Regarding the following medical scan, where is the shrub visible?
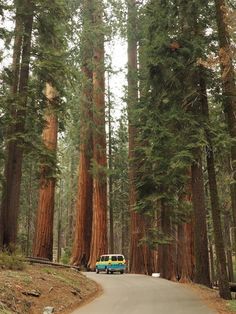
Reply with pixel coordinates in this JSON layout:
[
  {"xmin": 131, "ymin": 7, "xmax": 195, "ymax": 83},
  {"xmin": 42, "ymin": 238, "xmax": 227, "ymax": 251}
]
[
  {"xmin": 60, "ymin": 247, "xmax": 71, "ymax": 265},
  {"xmin": 0, "ymin": 252, "xmax": 25, "ymax": 271}
]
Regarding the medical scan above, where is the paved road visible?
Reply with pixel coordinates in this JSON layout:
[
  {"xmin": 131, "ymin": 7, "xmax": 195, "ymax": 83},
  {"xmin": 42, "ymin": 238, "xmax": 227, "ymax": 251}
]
[{"xmin": 71, "ymin": 272, "xmax": 216, "ymax": 314}]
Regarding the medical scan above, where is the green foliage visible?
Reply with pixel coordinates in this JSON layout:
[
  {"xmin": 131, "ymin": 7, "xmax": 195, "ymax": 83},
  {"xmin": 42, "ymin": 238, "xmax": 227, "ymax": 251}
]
[
  {"xmin": 0, "ymin": 252, "xmax": 25, "ymax": 271},
  {"xmin": 133, "ymin": 0, "xmax": 214, "ymax": 245},
  {"xmin": 41, "ymin": 267, "xmax": 54, "ymax": 274},
  {"xmin": 226, "ymin": 300, "xmax": 236, "ymax": 312},
  {"xmin": 140, "ymin": 227, "xmax": 174, "ymax": 249},
  {"xmin": 60, "ymin": 247, "xmax": 71, "ymax": 264},
  {"xmin": 34, "ymin": 0, "xmax": 70, "ymax": 89},
  {"xmin": 105, "ymin": 0, "xmax": 127, "ymax": 38}
]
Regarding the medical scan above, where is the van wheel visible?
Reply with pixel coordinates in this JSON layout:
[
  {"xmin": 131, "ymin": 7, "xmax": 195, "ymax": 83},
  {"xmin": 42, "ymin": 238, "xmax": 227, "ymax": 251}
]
[
  {"xmin": 120, "ymin": 270, "xmax": 124, "ymax": 274},
  {"xmin": 110, "ymin": 271, "xmax": 114, "ymax": 274},
  {"xmin": 106, "ymin": 268, "xmax": 110, "ymax": 274},
  {"xmin": 96, "ymin": 269, "xmax": 99, "ymax": 274}
]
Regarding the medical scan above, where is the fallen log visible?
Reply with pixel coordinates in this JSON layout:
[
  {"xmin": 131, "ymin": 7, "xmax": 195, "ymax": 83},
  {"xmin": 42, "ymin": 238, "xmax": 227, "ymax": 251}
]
[
  {"xmin": 26, "ymin": 257, "xmax": 80, "ymax": 271},
  {"xmin": 229, "ymin": 282, "xmax": 236, "ymax": 292}
]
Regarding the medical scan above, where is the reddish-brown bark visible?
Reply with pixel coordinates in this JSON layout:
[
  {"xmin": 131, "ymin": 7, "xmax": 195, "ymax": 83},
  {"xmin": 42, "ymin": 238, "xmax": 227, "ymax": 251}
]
[
  {"xmin": 159, "ymin": 202, "xmax": 176, "ymax": 281},
  {"xmin": 88, "ymin": 1, "xmax": 108, "ymax": 269},
  {"xmin": 33, "ymin": 83, "xmax": 58, "ymax": 261},
  {"xmin": 129, "ymin": 211, "xmax": 146, "ymax": 274},
  {"xmin": 177, "ymin": 181, "xmax": 194, "ymax": 283},
  {"xmin": 70, "ymin": 138, "xmax": 93, "ymax": 266},
  {"xmin": 177, "ymin": 222, "xmax": 194, "ymax": 282},
  {"xmin": 143, "ymin": 220, "xmax": 158, "ymax": 275},
  {"xmin": 70, "ymin": 0, "xmax": 93, "ymax": 267}
]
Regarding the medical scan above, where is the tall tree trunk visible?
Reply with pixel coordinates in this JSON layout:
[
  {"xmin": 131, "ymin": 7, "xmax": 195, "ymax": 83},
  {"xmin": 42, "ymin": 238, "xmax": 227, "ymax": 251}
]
[
  {"xmin": 143, "ymin": 216, "xmax": 158, "ymax": 275},
  {"xmin": 26, "ymin": 163, "xmax": 33, "ymax": 256},
  {"xmin": 191, "ymin": 150, "xmax": 211, "ymax": 287},
  {"xmin": 0, "ymin": 0, "xmax": 33, "ymax": 249},
  {"xmin": 127, "ymin": 0, "xmax": 146, "ymax": 275},
  {"xmin": 33, "ymin": 82, "xmax": 58, "ymax": 261},
  {"xmin": 70, "ymin": 0, "xmax": 93, "ymax": 267},
  {"xmin": 176, "ymin": 0, "xmax": 211, "ymax": 287},
  {"xmin": 88, "ymin": 0, "xmax": 108, "ymax": 270},
  {"xmin": 177, "ymin": 179, "xmax": 194, "ymax": 282},
  {"xmin": 108, "ymin": 72, "xmax": 114, "ymax": 254},
  {"xmin": 178, "ymin": 222, "xmax": 194, "ymax": 282},
  {"xmin": 121, "ymin": 197, "xmax": 129, "ymax": 259},
  {"xmin": 209, "ymin": 242, "xmax": 216, "ymax": 285},
  {"xmin": 159, "ymin": 201, "xmax": 176, "ymax": 281},
  {"xmin": 66, "ymin": 160, "xmax": 74, "ymax": 248},
  {"xmin": 214, "ymin": 0, "xmax": 236, "ymax": 256},
  {"xmin": 199, "ymin": 69, "xmax": 231, "ymax": 299},
  {"xmin": 57, "ymin": 179, "xmax": 62, "ymax": 263},
  {"xmin": 224, "ymin": 210, "xmax": 234, "ymax": 282}
]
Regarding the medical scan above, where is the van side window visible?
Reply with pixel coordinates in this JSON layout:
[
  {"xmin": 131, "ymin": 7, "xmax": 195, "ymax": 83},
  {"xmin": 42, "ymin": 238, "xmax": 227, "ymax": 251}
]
[
  {"xmin": 118, "ymin": 256, "xmax": 124, "ymax": 261},
  {"xmin": 104, "ymin": 256, "xmax": 109, "ymax": 261},
  {"xmin": 101, "ymin": 256, "xmax": 105, "ymax": 261},
  {"xmin": 111, "ymin": 256, "xmax": 117, "ymax": 261}
]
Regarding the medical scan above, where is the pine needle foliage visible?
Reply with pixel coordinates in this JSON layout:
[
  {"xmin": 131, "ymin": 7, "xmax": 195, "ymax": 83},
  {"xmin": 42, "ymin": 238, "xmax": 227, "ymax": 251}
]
[{"xmin": 134, "ymin": 0, "xmax": 212, "ymax": 239}]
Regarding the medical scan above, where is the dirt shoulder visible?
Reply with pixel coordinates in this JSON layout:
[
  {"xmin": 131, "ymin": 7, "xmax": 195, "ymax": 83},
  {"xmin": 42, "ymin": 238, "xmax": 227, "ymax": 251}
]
[
  {"xmin": 186, "ymin": 283, "xmax": 236, "ymax": 314},
  {"xmin": 0, "ymin": 264, "xmax": 100, "ymax": 314}
]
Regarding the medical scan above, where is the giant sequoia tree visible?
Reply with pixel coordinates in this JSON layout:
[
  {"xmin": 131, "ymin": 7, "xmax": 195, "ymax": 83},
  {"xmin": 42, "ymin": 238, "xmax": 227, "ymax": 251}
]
[
  {"xmin": 181, "ymin": 0, "xmax": 230, "ymax": 296},
  {"xmin": 135, "ymin": 0, "xmax": 211, "ymax": 283},
  {"xmin": 70, "ymin": 0, "xmax": 94, "ymax": 267},
  {"xmin": 0, "ymin": 0, "xmax": 34, "ymax": 249},
  {"xmin": 88, "ymin": 0, "xmax": 108, "ymax": 270},
  {"xmin": 127, "ymin": 0, "xmax": 157, "ymax": 275},
  {"xmin": 127, "ymin": 0, "xmax": 146, "ymax": 274},
  {"xmin": 33, "ymin": 82, "xmax": 58, "ymax": 260},
  {"xmin": 178, "ymin": 0, "xmax": 211, "ymax": 287},
  {"xmin": 199, "ymin": 68, "xmax": 231, "ymax": 299},
  {"xmin": 214, "ymin": 0, "xmax": 236, "ymax": 255},
  {"xmin": 33, "ymin": 0, "xmax": 68, "ymax": 260}
]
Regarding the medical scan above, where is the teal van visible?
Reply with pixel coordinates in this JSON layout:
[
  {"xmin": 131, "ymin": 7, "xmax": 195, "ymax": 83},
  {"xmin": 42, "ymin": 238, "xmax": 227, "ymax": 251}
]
[{"xmin": 95, "ymin": 254, "xmax": 126, "ymax": 274}]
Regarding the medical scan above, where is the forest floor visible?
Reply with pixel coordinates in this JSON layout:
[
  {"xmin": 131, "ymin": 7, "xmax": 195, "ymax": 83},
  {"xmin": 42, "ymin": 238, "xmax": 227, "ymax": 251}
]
[
  {"xmin": 0, "ymin": 263, "xmax": 236, "ymax": 314},
  {"xmin": 188, "ymin": 283, "xmax": 236, "ymax": 314},
  {"xmin": 0, "ymin": 263, "xmax": 100, "ymax": 314}
]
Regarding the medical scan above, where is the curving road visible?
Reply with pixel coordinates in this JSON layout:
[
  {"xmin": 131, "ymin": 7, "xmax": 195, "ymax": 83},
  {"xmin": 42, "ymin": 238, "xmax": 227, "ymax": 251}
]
[{"xmin": 71, "ymin": 272, "xmax": 216, "ymax": 314}]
